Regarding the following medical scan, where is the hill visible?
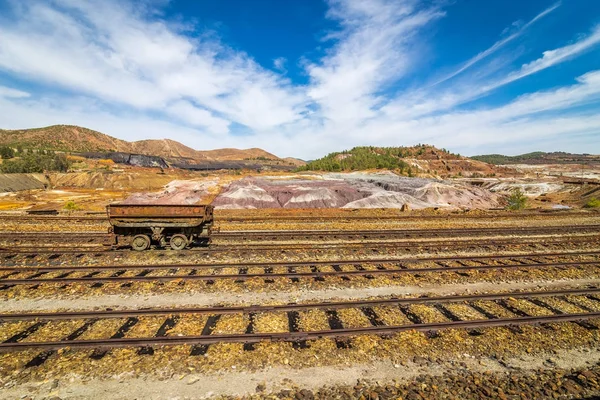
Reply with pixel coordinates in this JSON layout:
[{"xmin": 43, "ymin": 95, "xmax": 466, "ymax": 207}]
[
  {"xmin": 283, "ymin": 157, "xmax": 307, "ymax": 167},
  {"xmin": 0, "ymin": 125, "xmax": 132, "ymax": 153},
  {"xmin": 131, "ymin": 139, "xmax": 208, "ymax": 160},
  {"xmin": 297, "ymin": 145, "xmax": 509, "ymax": 178},
  {"xmin": 472, "ymin": 152, "xmax": 600, "ymax": 165},
  {"xmin": 199, "ymin": 148, "xmax": 279, "ymax": 161},
  {"xmin": 0, "ymin": 125, "xmax": 282, "ymax": 162}
]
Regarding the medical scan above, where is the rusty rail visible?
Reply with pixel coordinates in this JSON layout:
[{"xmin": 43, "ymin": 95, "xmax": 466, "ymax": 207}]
[
  {"xmin": 2, "ymin": 287, "xmax": 599, "ymax": 321},
  {"xmin": 1, "ymin": 252, "xmax": 599, "ymax": 285},
  {"xmin": 1, "ymin": 287, "xmax": 599, "ymax": 352}
]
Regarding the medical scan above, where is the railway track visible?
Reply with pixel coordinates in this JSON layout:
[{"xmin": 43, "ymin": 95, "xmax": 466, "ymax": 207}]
[
  {"xmin": 1, "ymin": 224, "xmax": 599, "ymax": 245},
  {"xmin": 1, "ymin": 251, "xmax": 598, "ymax": 287},
  {"xmin": 0, "ymin": 208, "xmax": 594, "ymax": 223},
  {"xmin": 213, "ymin": 224, "xmax": 600, "ymax": 242},
  {"xmin": 1, "ymin": 288, "xmax": 599, "ymax": 363},
  {"xmin": 0, "ymin": 234, "xmax": 599, "ymax": 260},
  {"xmin": 217, "ymin": 210, "xmax": 599, "ymax": 222}
]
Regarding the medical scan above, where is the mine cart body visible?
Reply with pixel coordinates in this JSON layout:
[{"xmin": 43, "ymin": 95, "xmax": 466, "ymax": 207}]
[{"xmin": 107, "ymin": 204, "xmax": 214, "ymax": 251}]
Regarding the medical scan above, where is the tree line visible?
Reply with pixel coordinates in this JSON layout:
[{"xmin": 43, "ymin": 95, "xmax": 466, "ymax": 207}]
[
  {"xmin": 0, "ymin": 146, "xmax": 71, "ymax": 173},
  {"xmin": 296, "ymin": 147, "xmax": 411, "ymax": 173}
]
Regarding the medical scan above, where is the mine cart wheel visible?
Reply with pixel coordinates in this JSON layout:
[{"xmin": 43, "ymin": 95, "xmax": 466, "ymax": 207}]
[
  {"xmin": 131, "ymin": 234, "xmax": 151, "ymax": 251},
  {"xmin": 169, "ymin": 234, "xmax": 188, "ymax": 250}
]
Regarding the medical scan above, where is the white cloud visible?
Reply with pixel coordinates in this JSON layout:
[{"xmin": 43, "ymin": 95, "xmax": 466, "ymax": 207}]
[
  {"xmin": 0, "ymin": 0, "xmax": 306, "ymax": 132},
  {"xmin": 381, "ymin": 24, "xmax": 600, "ymax": 120},
  {"xmin": 0, "ymin": 86, "xmax": 29, "ymax": 98},
  {"xmin": 165, "ymin": 101, "xmax": 230, "ymax": 134},
  {"xmin": 307, "ymin": 0, "xmax": 444, "ymax": 124},
  {"xmin": 0, "ymin": 0, "xmax": 598, "ymax": 159},
  {"xmin": 273, "ymin": 57, "xmax": 287, "ymax": 73}
]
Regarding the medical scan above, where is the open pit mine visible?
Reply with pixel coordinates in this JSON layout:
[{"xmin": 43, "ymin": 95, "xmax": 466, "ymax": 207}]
[{"xmin": 1, "ymin": 149, "xmax": 600, "ymax": 400}]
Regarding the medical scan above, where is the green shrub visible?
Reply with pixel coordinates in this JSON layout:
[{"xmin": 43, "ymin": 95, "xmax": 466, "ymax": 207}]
[
  {"xmin": 506, "ymin": 188, "xmax": 527, "ymax": 210},
  {"xmin": 64, "ymin": 201, "xmax": 79, "ymax": 211},
  {"xmin": 584, "ymin": 197, "xmax": 600, "ymax": 208},
  {"xmin": 0, "ymin": 146, "xmax": 15, "ymax": 159}
]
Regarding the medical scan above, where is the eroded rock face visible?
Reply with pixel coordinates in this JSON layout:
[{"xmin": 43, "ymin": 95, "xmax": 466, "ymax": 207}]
[
  {"xmin": 213, "ymin": 177, "xmax": 369, "ymax": 209},
  {"xmin": 213, "ymin": 173, "xmax": 503, "ymax": 210},
  {"xmin": 122, "ymin": 180, "xmax": 216, "ymax": 205}
]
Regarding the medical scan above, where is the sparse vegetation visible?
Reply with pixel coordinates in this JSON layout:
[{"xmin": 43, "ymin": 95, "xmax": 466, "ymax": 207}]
[
  {"xmin": 0, "ymin": 125, "xmax": 122, "ymax": 153},
  {"xmin": 64, "ymin": 200, "xmax": 79, "ymax": 211},
  {"xmin": 584, "ymin": 197, "xmax": 600, "ymax": 208},
  {"xmin": 244, "ymin": 156, "xmax": 275, "ymax": 161},
  {"xmin": 506, "ymin": 188, "xmax": 528, "ymax": 210},
  {"xmin": 296, "ymin": 147, "xmax": 410, "ymax": 173},
  {"xmin": 0, "ymin": 146, "xmax": 14, "ymax": 159},
  {"xmin": 0, "ymin": 153, "xmax": 71, "ymax": 173},
  {"xmin": 472, "ymin": 151, "xmax": 597, "ymax": 165}
]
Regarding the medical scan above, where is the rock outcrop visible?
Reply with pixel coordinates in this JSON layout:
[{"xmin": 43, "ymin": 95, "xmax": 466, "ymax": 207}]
[{"xmin": 213, "ymin": 172, "xmax": 504, "ymax": 210}]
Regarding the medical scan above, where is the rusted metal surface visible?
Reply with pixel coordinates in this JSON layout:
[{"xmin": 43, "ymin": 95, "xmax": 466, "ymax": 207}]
[
  {"xmin": 105, "ymin": 204, "xmax": 214, "ymax": 250},
  {"xmin": 1, "ymin": 250, "xmax": 599, "ymax": 271},
  {"xmin": 214, "ymin": 224, "xmax": 600, "ymax": 239},
  {"xmin": 1, "ymin": 253, "xmax": 598, "ymax": 285},
  {"xmin": 2, "ymin": 234, "xmax": 599, "ymax": 256},
  {"xmin": 108, "ymin": 204, "xmax": 213, "ymax": 218},
  {"xmin": 1, "ymin": 310, "xmax": 598, "ymax": 351},
  {"xmin": 26, "ymin": 210, "xmax": 59, "ymax": 216},
  {"xmin": 1, "ymin": 224, "xmax": 599, "ymax": 244},
  {"xmin": 2, "ymin": 288, "xmax": 598, "ymax": 321},
  {"xmin": 107, "ymin": 204, "xmax": 213, "ymax": 228}
]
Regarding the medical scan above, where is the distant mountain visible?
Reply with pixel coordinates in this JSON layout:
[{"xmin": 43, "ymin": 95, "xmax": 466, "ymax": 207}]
[
  {"xmin": 0, "ymin": 125, "xmax": 284, "ymax": 162},
  {"xmin": 297, "ymin": 145, "xmax": 509, "ymax": 178},
  {"xmin": 472, "ymin": 152, "xmax": 600, "ymax": 165},
  {"xmin": 283, "ymin": 157, "xmax": 307, "ymax": 167},
  {"xmin": 199, "ymin": 147, "xmax": 279, "ymax": 161},
  {"xmin": 131, "ymin": 139, "xmax": 208, "ymax": 160}
]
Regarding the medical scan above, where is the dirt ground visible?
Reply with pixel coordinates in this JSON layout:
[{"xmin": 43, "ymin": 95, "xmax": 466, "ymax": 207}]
[
  {"xmin": 1, "ymin": 164, "xmax": 600, "ymax": 399},
  {"xmin": 0, "ymin": 163, "xmax": 598, "ymax": 212}
]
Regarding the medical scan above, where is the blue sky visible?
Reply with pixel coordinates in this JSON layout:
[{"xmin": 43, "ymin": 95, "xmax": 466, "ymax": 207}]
[{"xmin": 0, "ymin": 0, "xmax": 599, "ymax": 158}]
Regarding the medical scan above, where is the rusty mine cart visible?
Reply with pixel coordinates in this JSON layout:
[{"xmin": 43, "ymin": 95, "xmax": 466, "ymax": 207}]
[{"xmin": 107, "ymin": 204, "xmax": 214, "ymax": 251}]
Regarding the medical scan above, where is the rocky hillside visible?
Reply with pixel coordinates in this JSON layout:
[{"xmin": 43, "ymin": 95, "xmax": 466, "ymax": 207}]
[
  {"xmin": 298, "ymin": 145, "xmax": 511, "ymax": 178},
  {"xmin": 0, "ymin": 125, "xmax": 132, "ymax": 153},
  {"xmin": 199, "ymin": 148, "xmax": 279, "ymax": 161},
  {"xmin": 131, "ymin": 139, "xmax": 207, "ymax": 160},
  {"xmin": 0, "ymin": 125, "xmax": 284, "ymax": 162}
]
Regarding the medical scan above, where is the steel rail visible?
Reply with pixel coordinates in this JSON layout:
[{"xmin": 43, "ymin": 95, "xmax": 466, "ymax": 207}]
[
  {"xmin": 213, "ymin": 224, "xmax": 600, "ymax": 238},
  {"xmin": 2, "ymin": 235, "xmax": 600, "ymax": 253},
  {"xmin": 1, "ymin": 235, "xmax": 599, "ymax": 256},
  {"xmin": 0, "ymin": 209, "xmax": 595, "ymax": 223},
  {"xmin": 1, "ymin": 312, "xmax": 599, "ymax": 351},
  {"xmin": 2, "ymin": 224, "xmax": 599, "ymax": 240},
  {"xmin": 3, "ymin": 229, "xmax": 596, "ymax": 244},
  {"xmin": 216, "ymin": 210, "xmax": 596, "ymax": 222},
  {"xmin": 1, "ymin": 260, "xmax": 598, "ymax": 285},
  {"xmin": 1, "ymin": 287, "xmax": 598, "ymax": 321},
  {"xmin": 2, "ymin": 249, "xmax": 599, "ymax": 271},
  {"xmin": 2, "ymin": 250, "xmax": 599, "ymax": 272}
]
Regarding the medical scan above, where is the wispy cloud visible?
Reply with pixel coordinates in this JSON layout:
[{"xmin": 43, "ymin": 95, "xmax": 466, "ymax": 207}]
[
  {"xmin": 432, "ymin": 1, "xmax": 561, "ymax": 86},
  {"xmin": 382, "ymin": 24, "xmax": 600, "ymax": 120},
  {"xmin": 307, "ymin": 0, "xmax": 444, "ymax": 124},
  {"xmin": 273, "ymin": 57, "xmax": 287, "ymax": 73},
  {"xmin": 0, "ymin": 86, "xmax": 29, "ymax": 99}
]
